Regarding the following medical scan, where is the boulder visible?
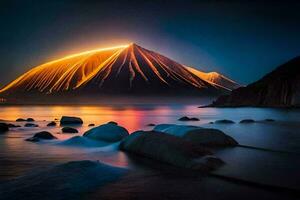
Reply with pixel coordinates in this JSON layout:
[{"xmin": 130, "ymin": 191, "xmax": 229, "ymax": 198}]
[
  {"xmin": 239, "ymin": 119, "xmax": 255, "ymax": 123},
  {"xmin": 107, "ymin": 121, "xmax": 118, "ymax": 125},
  {"xmin": 83, "ymin": 123, "xmax": 129, "ymax": 142},
  {"xmin": 88, "ymin": 123, "xmax": 95, "ymax": 127},
  {"xmin": 60, "ymin": 116, "xmax": 83, "ymax": 125},
  {"xmin": 0, "ymin": 160, "xmax": 127, "ymax": 200},
  {"xmin": 215, "ymin": 119, "xmax": 235, "ymax": 124},
  {"xmin": 16, "ymin": 118, "xmax": 26, "ymax": 122},
  {"xmin": 61, "ymin": 127, "xmax": 78, "ymax": 133},
  {"xmin": 47, "ymin": 121, "xmax": 57, "ymax": 126},
  {"xmin": 27, "ymin": 118, "xmax": 35, "ymax": 122},
  {"xmin": 178, "ymin": 116, "xmax": 199, "ymax": 121},
  {"xmin": 154, "ymin": 124, "xmax": 238, "ymax": 147},
  {"xmin": 24, "ymin": 123, "xmax": 39, "ymax": 127},
  {"xmin": 0, "ymin": 123, "xmax": 9, "ymax": 132},
  {"xmin": 265, "ymin": 118, "xmax": 275, "ymax": 122},
  {"xmin": 120, "ymin": 131, "xmax": 223, "ymax": 170},
  {"xmin": 25, "ymin": 131, "xmax": 57, "ymax": 142},
  {"xmin": 147, "ymin": 123, "xmax": 156, "ymax": 126},
  {"xmin": 7, "ymin": 123, "xmax": 21, "ymax": 128}
]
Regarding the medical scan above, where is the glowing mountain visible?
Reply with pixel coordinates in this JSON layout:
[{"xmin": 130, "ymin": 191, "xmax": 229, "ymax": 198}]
[
  {"xmin": 0, "ymin": 43, "xmax": 233, "ymax": 99},
  {"xmin": 185, "ymin": 66, "xmax": 241, "ymax": 91}
]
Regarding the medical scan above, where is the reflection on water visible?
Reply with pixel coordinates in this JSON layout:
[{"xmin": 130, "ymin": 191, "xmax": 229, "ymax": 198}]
[{"xmin": 0, "ymin": 105, "xmax": 300, "ymax": 184}]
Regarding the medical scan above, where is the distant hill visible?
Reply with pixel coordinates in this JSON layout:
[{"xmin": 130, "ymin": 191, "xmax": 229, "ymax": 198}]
[
  {"xmin": 185, "ymin": 66, "xmax": 241, "ymax": 91},
  {"xmin": 211, "ymin": 56, "xmax": 300, "ymax": 107}
]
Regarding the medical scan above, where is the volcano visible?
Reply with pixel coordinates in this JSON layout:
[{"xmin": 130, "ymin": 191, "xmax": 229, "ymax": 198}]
[{"xmin": 0, "ymin": 43, "xmax": 236, "ymax": 101}]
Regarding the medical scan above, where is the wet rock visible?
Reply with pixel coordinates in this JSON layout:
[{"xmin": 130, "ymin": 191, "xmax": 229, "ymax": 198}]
[
  {"xmin": 178, "ymin": 116, "xmax": 199, "ymax": 121},
  {"xmin": 47, "ymin": 121, "xmax": 57, "ymax": 126},
  {"xmin": 6, "ymin": 123, "xmax": 21, "ymax": 128},
  {"xmin": 60, "ymin": 116, "xmax": 83, "ymax": 125},
  {"xmin": 265, "ymin": 118, "xmax": 275, "ymax": 122},
  {"xmin": 27, "ymin": 118, "xmax": 35, "ymax": 122},
  {"xmin": 108, "ymin": 121, "xmax": 118, "ymax": 125},
  {"xmin": 83, "ymin": 122, "xmax": 129, "ymax": 142},
  {"xmin": 24, "ymin": 123, "xmax": 39, "ymax": 127},
  {"xmin": 154, "ymin": 124, "xmax": 238, "ymax": 147},
  {"xmin": 120, "ymin": 131, "xmax": 223, "ymax": 170},
  {"xmin": 61, "ymin": 127, "xmax": 78, "ymax": 133},
  {"xmin": 16, "ymin": 118, "xmax": 26, "ymax": 122},
  {"xmin": 215, "ymin": 119, "xmax": 235, "ymax": 124},
  {"xmin": 0, "ymin": 160, "xmax": 127, "ymax": 200},
  {"xmin": 88, "ymin": 123, "xmax": 95, "ymax": 127},
  {"xmin": 239, "ymin": 119, "xmax": 255, "ymax": 123},
  {"xmin": 0, "ymin": 123, "xmax": 9, "ymax": 132},
  {"xmin": 25, "ymin": 131, "xmax": 57, "ymax": 142},
  {"xmin": 147, "ymin": 123, "xmax": 156, "ymax": 126}
]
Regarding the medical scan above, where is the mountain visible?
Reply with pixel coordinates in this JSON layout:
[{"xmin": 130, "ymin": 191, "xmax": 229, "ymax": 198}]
[
  {"xmin": 0, "ymin": 43, "xmax": 234, "ymax": 101},
  {"xmin": 185, "ymin": 66, "xmax": 241, "ymax": 91},
  {"xmin": 211, "ymin": 56, "xmax": 300, "ymax": 107}
]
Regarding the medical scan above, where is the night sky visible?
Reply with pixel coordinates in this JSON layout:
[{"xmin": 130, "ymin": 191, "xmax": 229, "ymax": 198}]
[{"xmin": 1, "ymin": 0, "xmax": 300, "ymax": 87}]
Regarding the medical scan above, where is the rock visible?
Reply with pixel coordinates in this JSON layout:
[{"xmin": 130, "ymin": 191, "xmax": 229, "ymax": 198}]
[
  {"xmin": 83, "ymin": 123, "xmax": 129, "ymax": 142},
  {"xmin": 0, "ymin": 160, "xmax": 127, "ymax": 200},
  {"xmin": 239, "ymin": 119, "xmax": 255, "ymax": 123},
  {"xmin": 108, "ymin": 121, "xmax": 118, "ymax": 125},
  {"xmin": 25, "ymin": 131, "xmax": 57, "ymax": 142},
  {"xmin": 58, "ymin": 136, "xmax": 110, "ymax": 147},
  {"xmin": 27, "ymin": 118, "xmax": 35, "ymax": 122},
  {"xmin": 24, "ymin": 123, "xmax": 39, "ymax": 127},
  {"xmin": 0, "ymin": 123, "xmax": 9, "ymax": 132},
  {"xmin": 88, "ymin": 123, "xmax": 95, "ymax": 127},
  {"xmin": 183, "ymin": 128, "xmax": 238, "ymax": 147},
  {"xmin": 265, "ymin": 118, "xmax": 275, "ymax": 122},
  {"xmin": 209, "ymin": 122, "xmax": 214, "ymax": 124},
  {"xmin": 215, "ymin": 119, "xmax": 235, "ymax": 124},
  {"xmin": 61, "ymin": 127, "xmax": 78, "ymax": 133},
  {"xmin": 120, "ymin": 131, "xmax": 223, "ymax": 170},
  {"xmin": 16, "ymin": 118, "xmax": 26, "ymax": 122},
  {"xmin": 178, "ymin": 116, "xmax": 199, "ymax": 121},
  {"xmin": 154, "ymin": 124, "xmax": 238, "ymax": 147},
  {"xmin": 147, "ymin": 123, "xmax": 156, "ymax": 126},
  {"xmin": 7, "ymin": 123, "xmax": 21, "ymax": 128},
  {"xmin": 16, "ymin": 118, "xmax": 34, "ymax": 122},
  {"xmin": 60, "ymin": 116, "xmax": 83, "ymax": 125},
  {"xmin": 47, "ymin": 121, "xmax": 57, "ymax": 126}
]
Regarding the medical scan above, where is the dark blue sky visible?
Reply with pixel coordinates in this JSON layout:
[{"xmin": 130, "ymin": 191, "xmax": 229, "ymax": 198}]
[{"xmin": 1, "ymin": 0, "xmax": 300, "ymax": 87}]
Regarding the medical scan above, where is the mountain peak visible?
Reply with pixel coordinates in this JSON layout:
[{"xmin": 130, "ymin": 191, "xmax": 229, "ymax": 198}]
[{"xmin": 0, "ymin": 43, "xmax": 233, "ymax": 101}]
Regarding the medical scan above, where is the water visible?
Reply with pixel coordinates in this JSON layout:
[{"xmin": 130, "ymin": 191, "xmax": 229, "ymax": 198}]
[{"xmin": 0, "ymin": 104, "xmax": 300, "ymax": 195}]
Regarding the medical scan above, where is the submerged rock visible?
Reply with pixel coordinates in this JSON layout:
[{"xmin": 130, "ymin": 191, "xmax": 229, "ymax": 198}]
[
  {"xmin": 60, "ymin": 116, "xmax": 83, "ymax": 125},
  {"xmin": 25, "ymin": 131, "xmax": 57, "ymax": 142},
  {"xmin": 214, "ymin": 119, "xmax": 235, "ymax": 124},
  {"xmin": 147, "ymin": 123, "xmax": 156, "ymax": 126},
  {"xmin": 178, "ymin": 116, "xmax": 200, "ymax": 121},
  {"xmin": 0, "ymin": 160, "xmax": 127, "ymax": 200},
  {"xmin": 120, "ymin": 131, "xmax": 223, "ymax": 170},
  {"xmin": 27, "ymin": 118, "xmax": 35, "ymax": 122},
  {"xmin": 24, "ymin": 123, "xmax": 39, "ymax": 127},
  {"xmin": 62, "ymin": 127, "xmax": 78, "ymax": 133},
  {"xmin": 154, "ymin": 124, "xmax": 238, "ymax": 147},
  {"xmin": 0, "ymin": 123, "xmax": 9, "ymax": 133},
  {"xmin": 83, "ymin": 123, "xmax": 129, "ymax": 142},
  {"xmin": 7, "ymin": 123, "xmax": 21, "ymax": 128},
  {"xmin": 59, "ymin": 136, "xmax": 109, "ymax": 147},
  {"xmin": 239, "ymin": 119, "xmax": 255, "ymax": 123},
  {"xmin": 16, "ymin": 118, "xmax": 26, "ymax": 122},
  {"xmin": 265, "ymin": 118, "xmax": 275, "ymax": 122},
  {"xmin": 108, "ymin": 121, "xmax": 118, "ymax": 125},
  {"xmin": 47, "ymin": 121, "xmax": 57, "ymax": 126}
]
